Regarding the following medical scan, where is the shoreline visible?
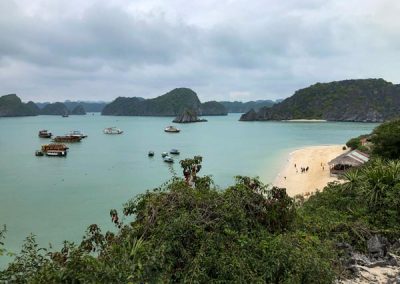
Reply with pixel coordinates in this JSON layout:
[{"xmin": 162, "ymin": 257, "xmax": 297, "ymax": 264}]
[{"xmin": 274, "ymin": 145, "xmax": 348, "ymax": 197}]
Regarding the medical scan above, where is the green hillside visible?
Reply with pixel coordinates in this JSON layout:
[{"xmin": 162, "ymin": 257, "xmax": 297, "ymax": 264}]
[{"xmin": 240, "ymin": 79, "xmax": 400, "ymax": 122}]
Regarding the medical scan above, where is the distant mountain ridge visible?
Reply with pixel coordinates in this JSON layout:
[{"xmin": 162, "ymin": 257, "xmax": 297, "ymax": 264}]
[
  {"xmin": 36, "ymin": 101, "xmax": 108, "ymax": 112},
  {"xmin": 102, "ymin": 88, "xmax": 228, "ymax": 116},
  {"xmin": 240, "ymin": 79, "xmax": 400, "ymax": 122},
  {"xmin": 219, "ymin": 100, "xmax": 276, "ymax": 113}
]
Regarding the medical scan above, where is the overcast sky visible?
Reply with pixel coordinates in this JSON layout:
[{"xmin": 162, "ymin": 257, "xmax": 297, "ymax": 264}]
[{"xmin": 1, "ymin": 0, "xmax": 399, "ymax": 102}]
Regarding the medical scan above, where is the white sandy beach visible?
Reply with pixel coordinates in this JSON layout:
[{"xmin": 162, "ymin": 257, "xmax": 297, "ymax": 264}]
[{"xmin": 274, "ymin": 145, "xmax": 348, "ymax": 197}]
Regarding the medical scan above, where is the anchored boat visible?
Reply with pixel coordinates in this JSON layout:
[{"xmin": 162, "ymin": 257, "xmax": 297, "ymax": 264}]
[
  {"xmin": 36, "ymin": 144, "xmax": 68, "ymax": 157},
  {"xmin": 170, "ymin": 149, "xmax": 180, "ymax": 155},
  {"xmin": 103, "ymin": 127, "xmax": 123, "ymax": 134},
  {"xmin": 53, "ymin": 136, "xmax": 82, "ymax": 143},
  {"xmin": 164, "ymin": 126, "xmax": 180, "ymax": 133},
  {"xmin": 163, "ymin": 156, "xmax": 174, "ymax": 163},
  {"xmin": 68, "ymin": 130, "xmax": 88, "ymax": 139},
  {"xmin": 38, "ymin": 130, "xmax": 52, "ymax": 138}
]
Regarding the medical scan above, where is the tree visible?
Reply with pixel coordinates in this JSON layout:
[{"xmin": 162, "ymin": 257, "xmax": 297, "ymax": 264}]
[{"xmin": 372, "ymin": 119, "xmax": 400, "ymax": 159}]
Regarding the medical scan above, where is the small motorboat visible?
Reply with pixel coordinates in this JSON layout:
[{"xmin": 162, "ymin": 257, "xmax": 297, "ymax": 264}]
[
  {"xmin": 38, "ymin": 130, "xmax": 52, "ymax": 138},
  {"xmin": 68, "ymin": 130, "xmax": 88, "ymax": 138},
  {"xmin": 62, "ymin": 113, "xmax": 69, "ymax": 117},
  {"xmin": 46, "ymin": 150, "xmax": 67, "ymax": 157},
  {"xmin": 163, "ymin": 156, "xmax": 174, "ymax": 163},
  {"xmin": 103, "ymin": 127, "xmax": 123, "ymax": 134},
  {"xmin": 164, "ymin": 126, "xmax": 180, "ymax": 133},
  {"xmin": 170, "ymin": 149, "xmax": 180, "ymax": 155},
  {"xmin": 148, "ymin": 151, "xmax": 155, "ymax": 157},
  {"xmin": 35, "ymin": 150, "xmax": 44, "ymax": 156},
  {"xmin": 161, "ymin": 152, "xmax": 168, "ymax": 158}
]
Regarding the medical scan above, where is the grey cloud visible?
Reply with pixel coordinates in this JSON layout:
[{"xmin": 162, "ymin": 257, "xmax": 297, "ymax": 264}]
[{"xmin": 0, "ymin": 0, "xmax": 399, "ymax": 102}]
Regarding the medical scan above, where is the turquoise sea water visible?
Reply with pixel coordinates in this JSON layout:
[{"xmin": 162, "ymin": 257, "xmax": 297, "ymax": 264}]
[{"xmin": 0, "ymin": 113, "xmax": 377, "ymax": 267}]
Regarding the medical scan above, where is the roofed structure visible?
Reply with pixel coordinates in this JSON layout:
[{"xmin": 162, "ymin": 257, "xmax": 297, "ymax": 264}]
[{"xmin": 328, "ymin": 150, "xmax": 369, "ymax": 175}]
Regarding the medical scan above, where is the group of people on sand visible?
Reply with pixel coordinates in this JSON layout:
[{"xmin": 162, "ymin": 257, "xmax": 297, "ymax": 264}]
[{"xmin": 294, "ymin": 163, "xmax": 309, "ymax": 173}]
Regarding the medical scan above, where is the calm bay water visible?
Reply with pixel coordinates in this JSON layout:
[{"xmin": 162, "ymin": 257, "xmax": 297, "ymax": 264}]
[{"xmin": 0, "ymin": 113, "xmax": 377, "ymax": 266}]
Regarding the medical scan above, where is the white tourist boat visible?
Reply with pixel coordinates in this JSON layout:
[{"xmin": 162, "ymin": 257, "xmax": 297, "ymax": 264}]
[
  {"xmin": 164, "ymin": 126, "xmax": 180, "ymax": 133},
  {"xmin": 103, "ymin": 127, "xmax": 123, "ymax": 134},
  {"xmin": 68, "ymin": 130, "xmax": 88, "ymax": 138}
]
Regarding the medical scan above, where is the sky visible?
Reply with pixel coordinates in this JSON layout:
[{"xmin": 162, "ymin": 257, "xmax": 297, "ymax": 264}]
[{"xmin": 0, "ymin": 0, "xmax": 399, "ymax": 102}]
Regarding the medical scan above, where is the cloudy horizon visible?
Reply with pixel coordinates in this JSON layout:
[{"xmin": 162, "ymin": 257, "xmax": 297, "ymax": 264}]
[{"xmin": 1, "ymin": 0, "xmax": 399, "ymax": 103}]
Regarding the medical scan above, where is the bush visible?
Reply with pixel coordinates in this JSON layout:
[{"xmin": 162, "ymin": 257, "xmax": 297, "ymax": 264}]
[{"xmin": 372, "ymin": 119, "xmax": 400, "ymax": 159}]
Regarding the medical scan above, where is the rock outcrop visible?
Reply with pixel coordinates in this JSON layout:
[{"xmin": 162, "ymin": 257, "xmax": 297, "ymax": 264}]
[
  {"xmin": 0, "ymin": 94, "xmax": 39, "ymax": 117},
  {"xmin": 173, "ymin": 108, "xmax": 207, "ymax": 123},
  {"xmin": 240, "ymin": 79, "xmax": 400, "ymax": 122},
  {"xmin": 338, "ymin": 235, "xmax": 400, "ymax": 283}
]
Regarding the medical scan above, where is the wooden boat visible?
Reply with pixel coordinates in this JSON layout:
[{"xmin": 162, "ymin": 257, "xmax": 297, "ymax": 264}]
[
  {"xmin": 164, "ymin": 126, "xmax": 180, "ymax": 133},
  {"xmin": 38, "ymin": 143, "xmax": 69, "ymax": 157},
  {"xmin": 148, "ymin": 151, "xmax": 155, "ymax": 157},
  {"xmin": 103, "ymin": 127, "xmax": 123, "ymax": 134},
  {"xmin": 38, "ymin": 130, "xmax": 52, "ymax": 138},
  {"xmin": 53, "ymin": 136, "xmax": 82, "ymax": 143}
]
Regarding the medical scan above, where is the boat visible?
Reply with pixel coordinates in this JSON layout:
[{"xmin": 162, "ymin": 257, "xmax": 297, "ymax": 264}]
[
  {"xmin": 68, "ymin": 130, "xmax": 88, "ymax": 139},
  {"xmin": 170, "ymin": 149, "xmax": 180, "ymax": 155},
  {"xmin": 62, "ymin": 113, "xmax": 69, "ymax": 117},
  {"xmin": 103, "ymin": 127, "xmax": 123, "ymax": 134},
  {"xmin": 163, "ymin": 156, "xmax": 174, "ymax": 163},
  {"xmin": 38, "ymin": 143, "xmax": 69, "ymax": 157},
  {"xmin": 148, "ymin": 151, "xmax": 155, "ymax": 157},
  {"xmin": 46, "ymin": 150, "xmax": 67, "ymax": 157},
  {"xmin": 38, "ymin": 130, "xmax": 52, "ymax": 138},
  {"xmin": 161, "ymin": 152, "xmax": 168, "ymax": 158},
  {"xmin": 164, "ymin": 126, "xmax": 180, "ymax": 133},
  {"xmin": 53, "ymin": 136, "xmax": 82, "ymax": 143}
]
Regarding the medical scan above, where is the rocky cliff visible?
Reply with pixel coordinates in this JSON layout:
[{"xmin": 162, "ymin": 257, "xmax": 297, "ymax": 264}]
[
  {"xmin": 173, "ymin": 108, "xmax": 207, "ymax": 123},
  {"xmin": 0, "ymin": 94, "xmax": 39, "ymax": 117},
  {"xmin": 240, "ymin": 79, "xmax": 400, "ymax": 122}
]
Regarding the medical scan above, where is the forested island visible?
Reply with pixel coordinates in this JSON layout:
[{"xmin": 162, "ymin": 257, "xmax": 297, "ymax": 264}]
[
  {"xmin": 240, "ymin": 78, "xmax": 400, "ymax": 122},
  {"xmin": 101, "ymin": 88, "xmax": 228, "ymax": 116},
  {"xmin": 2, "ymin": 120, "xmax": 400, "ymax": 282}
]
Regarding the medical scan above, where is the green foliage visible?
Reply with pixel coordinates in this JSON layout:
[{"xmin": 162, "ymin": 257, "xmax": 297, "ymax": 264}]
[
  {"xmin": 241, "ymin": 78, "xmax": 399, "ymax": 121},
  {"xmin": 372, "ymin": 118, "xmax": 400, "ymax": 159},
  {"xmin": 346, "ymin": 137, "xmax": 361, "ymax": 149},
  {"xmin": 0, "ymin": 158, "xmax": 338, "ymax": 283},
  {"xmin": 298, "ymin": 158, "xmax": 400, "ymax": 252}
]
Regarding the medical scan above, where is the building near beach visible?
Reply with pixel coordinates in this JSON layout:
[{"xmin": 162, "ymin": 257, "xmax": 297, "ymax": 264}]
[{"xmin": 328, "ymin": 150, "xmax": 369, "ymax": 175}]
